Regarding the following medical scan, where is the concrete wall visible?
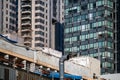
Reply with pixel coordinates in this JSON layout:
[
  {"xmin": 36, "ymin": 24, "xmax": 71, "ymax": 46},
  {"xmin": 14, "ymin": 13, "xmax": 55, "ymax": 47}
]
[
  {"xmin": 0, "ymin": 38, "xmax": 34, "ymax": 60},
  {"xmin": 101, "ymin": 74, "xmax": 120, "ymax": 80},
  {"xmin": 37, "ymin": 51, "xmax": 100, "ymax": 78},
  {"xmin": 0, "ymin": 38, "xmax": 100, "ymax": 79}
]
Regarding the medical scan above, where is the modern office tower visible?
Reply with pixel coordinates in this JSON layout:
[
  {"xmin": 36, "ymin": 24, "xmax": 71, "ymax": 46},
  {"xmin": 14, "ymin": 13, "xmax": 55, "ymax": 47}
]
[
  {"xmin": 18, "ymin": 0, "xmax": 64, "ymax": 50},
  {"xmin": 64, "ymin": 0, "xmax": 120, "ymax": 74},
  {"xmin": 0, "ymin": 0, "xmax": 17, "ymax": 35}
]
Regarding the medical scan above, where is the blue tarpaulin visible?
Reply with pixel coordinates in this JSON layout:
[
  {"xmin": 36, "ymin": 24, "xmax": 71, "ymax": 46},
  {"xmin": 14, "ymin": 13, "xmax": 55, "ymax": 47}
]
[
  {"xmin": 34, "ymin": 70, "xmax": 82, "ymax": 79},
  {"xmin": 48, "ymin": 72, "xmax": 82, "ymax": 79}
]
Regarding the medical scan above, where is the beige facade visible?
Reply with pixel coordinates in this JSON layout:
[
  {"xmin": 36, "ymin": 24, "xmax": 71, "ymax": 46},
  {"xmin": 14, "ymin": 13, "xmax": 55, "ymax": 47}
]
[
  {"xmin": 0, "ymin": 0, "xmax": 17, "ymax": 34},
  {"xmin": 18, "ymin": 0, "xmax": 64, "ymax": 49},
  {"xmin": 0, "ymin": 0, "xmax": 23, "ymax": 44}
]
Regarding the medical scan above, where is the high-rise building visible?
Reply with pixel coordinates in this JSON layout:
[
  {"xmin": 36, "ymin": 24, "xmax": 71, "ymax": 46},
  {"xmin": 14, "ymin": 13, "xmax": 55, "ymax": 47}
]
[
  {"xmin": 18, "ymin": 0, "xmax": 64, "ymax": 50},
  {"xmin": 0, "ymin": 0, "xmax": 17, "ymax": 35},
  {"xmin": 64, "ymin": 0, "xmax": 120, "ymax": 74},
  {"xmin": 0, "ymin": 0, "xmax": 23, "ymax": 43}
]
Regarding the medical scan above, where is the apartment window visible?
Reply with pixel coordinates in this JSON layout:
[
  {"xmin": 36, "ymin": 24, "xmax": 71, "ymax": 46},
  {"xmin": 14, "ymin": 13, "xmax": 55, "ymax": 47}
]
[
  {"xmin": 64, "ymin": 0, "xmax": 68, "ymax": 6},
  {"xmin": 6, "ymin": 17, "xmax": 8, "ymax": 21},
  {"xmin": 89, "ymin": 13, "xmax": 93, "ymax": 20},
  {"xmin": 35, "ymin": 43, "xmax": 44, "ymax": 47},
  {"xmin": 107, "ymin": 42, "xmax": 113, "ymax": 49},
  {"xmin": 6, "ymin": 30, "xmax": 8, "ymax": 33},
  {"xmin": 35, "ymin": 37, "xmax": 44, "ymax": 42},
  {"xmin": 10, "ymin": 5, "xmax": 16, "ymax": 11},
  {"xmin": 10, "ymin": 12, "xmax": 16, "ymax": 18},
  {"xmin": 65, "ymin": 6, "xmax": 81, "ymax": 15},
  {"xmin": 9, "ymin": 25, "xmax": 15, "ymax": 30},
  {"xmin": 66, "ymin": 0, "xmax": 78, "ymax": 5},
  {"xmin": 81, "ymin": 14, "xmax": 88, "ymax": 21},
  {"xmin": 80, "ymin": 45, "xmax": 87, "ymax": 50},
  {"xmin": 72, "ymin": 36, "xmax": 77, "ymax": 42},
  {"xmin": 105, "ymin": 0, "xmax": 113, "ymax": 8},
  {"xmin": 62, "ymin": 17, "xmax": 64, "ymax": 20},
  {"xmin": 98, "ymin": 42, "xmax": 106, "ymax": 48},
  {"xmin": 96, "ymin": 0, "xmax": 104, "ymax": 7},
  {"xmin": 35, "ymin": 0, "xmax": 45, "ymax": 6},
  {"xmin": 105, "ymin": 10, "xmax": 113, "ymax": 18},
  {"xmin": 6, "ymin": 24, "xmax": 8, "ymax": 28},
  {"xmin": 10, "ymin": 0, "xmax": 16, "ymax": 4},
  {"xmin": 104, "ymin": 20, "xmax": 113, "ymax": 28},
  {"xmin": 102, "ymin": 62, "xmax": 113, "ymax": 69},
  {"xmin": 35, "ymin": 31, "xmax": 44, "ymax": 36},
  {"xmin": 90, "ymin": 44, "xmax": 94, "ymax": 49},
  {"xmin": 88, "ymin": 3, "xmax": 93, "ymax": 10},
  {"xmin": 80, "ymin": 35, "xmax": 85, "ymax": 41},
  {"xmin": 68, "ymin": 9, "xmax": 77, "ymax": 14},
  {"xmin": 6, "ymin": 4, "xmax": 8, "ymax": 8},
  {"xmin": 35, "ymin": 13, "xmax": 44, "ymax": 18},
  {"xmin": 6, "ymin": 10, "xmax": 8, "ymax": 15},
  {"xmin": 64, "ymin": 48, "xmax": 70, "ymax": 52},
  {"xmin": 81, "ymin": 5, "xmax": 87, "ymax": 11},
  {"xmin": 35, "ymin": 19, "xmax": 44, "ymax": 24},
  {"xmin": 35, "ymin": 6, "xmax": 44, "ymax": 12},
  {"xmin": 35, "ymin": 25, "xmax": 44, "ymax": 30},
  {"xmin": 10, "ymin": 18, "xmax": 15, "ymax": 24},
  {"xmin": 73, "ymin": 16, "xmax": 78, "ymax": 22}
]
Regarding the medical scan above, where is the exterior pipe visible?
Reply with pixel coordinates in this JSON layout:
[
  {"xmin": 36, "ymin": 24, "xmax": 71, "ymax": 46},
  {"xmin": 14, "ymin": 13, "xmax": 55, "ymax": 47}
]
[{"xmin": 59, "ymin": 55, "xmax": 68, "ymax": 80}]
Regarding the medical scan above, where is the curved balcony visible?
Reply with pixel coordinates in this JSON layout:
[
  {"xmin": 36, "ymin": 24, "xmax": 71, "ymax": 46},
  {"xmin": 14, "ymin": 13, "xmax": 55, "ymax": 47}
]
[
  {"xmin": 22, "ymin": 11, "xmax": 31, "ymax": 14},
  {"xmin": 22, "ymin": 34, "xmax": 32, "ymax": 38},
  {"xmin": 24, "ymin": 40, "xmax": 31, "ymax": 44},
  {"xmin": 21, "ymin": 15, "xmax": 31, "ymax": 20},
  {"xmin": 22, "ymin": 3, "xmax": 31, "ymax": 8},
  {"xmin": 22, "ymin": 9, "xmax": 31, "ymax": 14},
  {"xmin": 21, "ymin": 28, "xmax": 31, "ymax": 32},
  {"xmin": 24, "ymin": 42, "xmax": 31, "ymax": 47},
  {"xmin": 21, "ymin": 21, "xmax": 31, "ymax": 25}
]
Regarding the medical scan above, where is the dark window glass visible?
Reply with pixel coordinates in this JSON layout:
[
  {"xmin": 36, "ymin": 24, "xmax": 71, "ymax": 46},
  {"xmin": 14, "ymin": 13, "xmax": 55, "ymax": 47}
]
[
  {"xmin": 35, "ymin": 0, "xmax": 45, "ymax": 6},
  {"xmin": 35, "ymin": 6, "xmax": 44, "ymax": 12},
  {"xmin": 35, "ymin": 37, "xmax": 44, "ymax": 42},
  {"xmin": 35, "ymin": 31, "xmax": 44, "ymax": 36},
  {"xmin": 35, "ymin": 19, "xmax": 44, "ymax": 24},
  {"xmin": 35, "ymin": 13, "xmax": 44, "ymax": 18},
  {"xmin": 35, "ymin": 25, "xmax": 44, "ymax": 30},
  {"xmin": 35, "ymin": 43, "xmax": 44, "ymax": 47}
]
